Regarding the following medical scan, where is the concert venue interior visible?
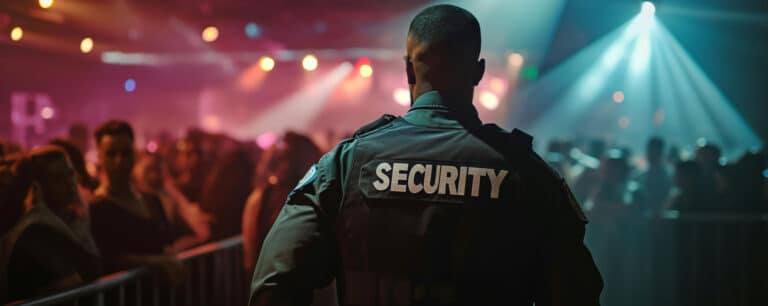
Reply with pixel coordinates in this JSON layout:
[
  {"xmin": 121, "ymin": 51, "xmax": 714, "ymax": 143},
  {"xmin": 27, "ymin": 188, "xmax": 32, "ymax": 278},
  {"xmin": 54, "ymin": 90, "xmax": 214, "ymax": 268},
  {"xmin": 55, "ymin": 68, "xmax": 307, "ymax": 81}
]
[{"xmin": 1, "ymin": 0, "xmax": 766, "ymax": 305}]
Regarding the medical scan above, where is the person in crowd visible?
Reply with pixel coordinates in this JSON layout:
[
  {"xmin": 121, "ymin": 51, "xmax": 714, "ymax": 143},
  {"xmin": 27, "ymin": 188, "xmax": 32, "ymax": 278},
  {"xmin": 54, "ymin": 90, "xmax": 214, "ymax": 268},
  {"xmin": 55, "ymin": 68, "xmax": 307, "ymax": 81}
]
[
  {"xmin": 634, "ymin": 137, "xmax": 672, "ymax": 215},
  {"xmin": 133, "ymin": 153, "xmax": 211, "ymax": 251},
  {"xmin": 49, "ymin": 138, "xmax": 99, "ymax": 204},
  {"xmin": 241, "ymin": 132, "xmax": 321, "ymax": 274},
  {"xmin": 572, "ymin": 139, "xmax": 607, "ymax": 202},
  {"xmin": 669, "ymin": 160, "xmax": 718, "ymax": 212},
  {"xmin": 0, "ymin": 147, "xmax": 101, "ymax": 303},
  {"xmin": 716, "ymin": 152, "xmax": 766, "ymax": 212},
  {"xmin": 88, "ymin": 120, "xmax": 183, "ymax": 283},
  {"xmin": 695, "ymin": 143, "xmax": 722, "ymax": 194},
  {"xmin": 68, "ymin": 123, "xmax": 90, "ymax": 157},
  {"xmin": 0, "ymin": 140, "xmax": 23, "ymax": 159},
  {"xmin": 173, "ymin": 137, "xmax": 207, "ymax": 203},
  {"xmin": 584, "ymin": 153, "xmax": 631, "ymax": 306},
  {"xmin": 198, "ymin": 145, "xmax": 255, "ymax": 240}
]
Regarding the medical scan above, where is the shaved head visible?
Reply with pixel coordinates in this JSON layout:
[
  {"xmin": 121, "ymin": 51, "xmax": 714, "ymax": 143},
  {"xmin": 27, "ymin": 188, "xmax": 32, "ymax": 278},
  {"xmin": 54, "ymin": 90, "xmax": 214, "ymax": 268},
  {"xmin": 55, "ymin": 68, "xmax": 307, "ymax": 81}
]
[
  {"xmin": 408, "ymin": 4, "xmax": 481, "ymax": 61},
  {"xmin": 406, "ymin": 4, "xmax": 484, "ymax": 102}
]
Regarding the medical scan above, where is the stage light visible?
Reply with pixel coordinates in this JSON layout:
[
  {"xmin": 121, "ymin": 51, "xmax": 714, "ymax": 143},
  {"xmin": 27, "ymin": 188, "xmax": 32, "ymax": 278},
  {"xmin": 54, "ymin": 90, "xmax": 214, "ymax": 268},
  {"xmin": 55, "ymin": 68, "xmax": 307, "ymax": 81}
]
[
  {"xmin": 393, "ymin": 88, "xmax": 410, "ymax": 106},
  {"xmin": 202, "ymin": 114, "xmax": 220, "ymax": 131},
  {"xmin": 302, "ymin": 54, "xmax": 318, "ymax": 71},
  {"xmin": 124, "ymin": 79, "xmax": 136, "ymax": 92},
  {"xmin": 202, "ymin": 26, "xmax": 219, "ymax": 42},
  {"xmin": 508, "ymin": 53, "xmax": 524, "ymax": 67},
  {"xmin": 40, "ymin": 107, "xmax": 54, "ymax": 119},
  {"xmin": 80, "ymin": 37, "xmax": 94, "ymax": 53},
  {"xmin": 359, "ymin": 64, "xmax": 373, "ymax": 78},
  {"xmin": 245, "ymin": 22, "xmax": 261, "ymax": 39},
  {"xmin": 641, "ymin": 2, "xmax": 655, "ymax": 17},
  {"xmin": 10, "ymin": 26, "xmax": 22, "ymax": 41},
  {"xmin": 259, "ymin": 56, "xmax": 275, "ymax": 72},
  {"xmin": 613, "ymin": 91, "xmax": 625, "ymax": 103},
  {"xmin": 39, "ymin": 0, "xmax": 54, "ymax": 9},
  {"xmin": 479, "ymin": 91, "xmax": 499, "ymax": 110}
]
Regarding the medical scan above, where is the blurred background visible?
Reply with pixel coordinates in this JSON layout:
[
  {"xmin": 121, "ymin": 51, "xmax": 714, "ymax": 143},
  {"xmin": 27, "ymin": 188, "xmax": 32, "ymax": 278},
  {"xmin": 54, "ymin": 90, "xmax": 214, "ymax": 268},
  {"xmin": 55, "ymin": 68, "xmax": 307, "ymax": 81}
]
[{"xmin": 0, "ymin": 0, "xmax": 766, "ymax": 305}]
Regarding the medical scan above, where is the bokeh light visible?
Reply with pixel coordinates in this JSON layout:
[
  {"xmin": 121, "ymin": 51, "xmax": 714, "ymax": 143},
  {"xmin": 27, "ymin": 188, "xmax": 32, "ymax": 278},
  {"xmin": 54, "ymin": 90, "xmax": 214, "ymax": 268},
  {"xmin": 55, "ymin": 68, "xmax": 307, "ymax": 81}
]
[
  {"xmin": 520, "ymin": 66, "xmax": 539, "ymax": 80},
  {"xmin": 80, "ymin": 37, "xmax": 94, "ymax": 53},
  {"xmin": 40, "ymin": 107, "xmax": 54, "ymax": 119},
  {"xmin": 508, "ymin": 53, "xmax": 524, "ymax": 67},
  {"xmin": 359, "ymin": 64, "xmax": 373, "ymax": 78},
  {"xmin": 124, "ymin": 79, "xmax": 136, "ymax": 92},
  {"xmin": 479, "ymin": 91, "xmax": 499, "ymax": 110},
  {"xmin": 201, "ymin": 26, "xmax": 219, "ymax": 42},
  {"xmin": 146, "ymin": 141, "xmax": 158, "ymax": 153},
  {"xmin": 245, "ymin": 22, "xmax": 262, "ymax": 39},
  {"xmin": 489, "ymin": 77, "xmax": 507, "ymax": 95},
  {"xmin": 302, "ymin": 54, "xmax": 318, "ymax": 71},
  {"xmin": 39, "ymin": 0, "xmax": 54, "ymax": 9},
  {"xmin": 613, "ymin": 91, "xmax": 625, "ymax": 103},
  {"xmin": 393, "ymin": 88, "xmax": 410, "ymax": 106},
  {"xmin": 10, "ymin": 26, "xmax": 22, "ymax": 41},
  {"xmin": 259, "ymin": 56, "xmax": 275, "ymax": 72}
]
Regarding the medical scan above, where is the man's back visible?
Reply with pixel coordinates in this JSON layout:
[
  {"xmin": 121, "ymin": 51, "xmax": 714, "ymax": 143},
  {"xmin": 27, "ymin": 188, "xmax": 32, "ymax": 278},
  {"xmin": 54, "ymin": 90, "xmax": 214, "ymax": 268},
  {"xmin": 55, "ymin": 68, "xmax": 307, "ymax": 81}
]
[{"xmin": 249, "ymin": 92, "xmax": 602, "ymax": 306}]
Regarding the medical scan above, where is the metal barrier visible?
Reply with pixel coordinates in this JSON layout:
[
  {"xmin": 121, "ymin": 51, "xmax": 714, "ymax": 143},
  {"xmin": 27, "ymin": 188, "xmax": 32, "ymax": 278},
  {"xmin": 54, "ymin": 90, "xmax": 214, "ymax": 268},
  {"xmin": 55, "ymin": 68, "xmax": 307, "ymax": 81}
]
[
  {"xmin": 10, "ymin": 236, "xmax": 247, "ymax": 306},
  {"xmin": 589, "ymin": 212, "xmax": 768, "ymax": 306}
]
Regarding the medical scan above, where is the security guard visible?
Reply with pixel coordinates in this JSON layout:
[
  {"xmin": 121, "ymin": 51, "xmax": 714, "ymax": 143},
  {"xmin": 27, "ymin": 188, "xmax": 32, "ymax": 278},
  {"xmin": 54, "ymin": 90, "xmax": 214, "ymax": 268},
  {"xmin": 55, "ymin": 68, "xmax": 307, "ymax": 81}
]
[{"xmin": 250, "ymin": 4, "xmax": 603, "ymax": 306}]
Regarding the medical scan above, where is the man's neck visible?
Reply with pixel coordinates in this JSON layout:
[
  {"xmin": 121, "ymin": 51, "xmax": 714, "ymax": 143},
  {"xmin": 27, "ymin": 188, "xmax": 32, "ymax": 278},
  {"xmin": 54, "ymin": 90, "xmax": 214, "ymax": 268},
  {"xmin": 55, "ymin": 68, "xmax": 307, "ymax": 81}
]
[{"xmin": 412, "ymin": 83, "xmax": 474, "ymax": 107}]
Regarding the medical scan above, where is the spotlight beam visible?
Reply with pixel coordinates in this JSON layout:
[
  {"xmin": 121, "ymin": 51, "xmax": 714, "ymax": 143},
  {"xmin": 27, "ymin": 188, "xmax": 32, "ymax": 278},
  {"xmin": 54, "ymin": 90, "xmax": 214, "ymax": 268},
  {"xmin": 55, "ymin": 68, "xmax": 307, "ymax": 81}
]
[{"xmin": 234, "ymin": 62, "xmax": 354, "ymax": 139}]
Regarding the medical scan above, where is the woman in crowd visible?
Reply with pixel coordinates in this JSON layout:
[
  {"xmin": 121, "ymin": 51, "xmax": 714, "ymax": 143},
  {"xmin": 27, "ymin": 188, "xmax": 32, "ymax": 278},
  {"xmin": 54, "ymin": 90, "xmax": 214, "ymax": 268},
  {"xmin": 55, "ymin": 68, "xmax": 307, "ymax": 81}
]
[
  {"xmin": 133, "ymin": 153, "xmax": 211, "ymax": 251},
  {"xmin": 241, "ymin": 132, "xmax": 321, "ymax": 274},
  {"xmin": 49, "ymin": 138, "xmax": 99, "ymax": 204},
  {"xmin": 88, "ymin": 120, "xmax": 183, "ymax": 283},
  {"xmin": 0, "ymin": 147, "xmax": 101, "ymax": 302}
]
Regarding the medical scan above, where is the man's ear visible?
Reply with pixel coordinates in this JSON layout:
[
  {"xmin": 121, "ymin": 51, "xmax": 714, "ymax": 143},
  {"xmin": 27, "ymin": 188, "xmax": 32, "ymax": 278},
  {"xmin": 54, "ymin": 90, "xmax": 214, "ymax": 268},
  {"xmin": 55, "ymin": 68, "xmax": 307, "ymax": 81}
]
[
  {"xmin": 473, "ymin": 58, "xmax": 486, "ymax": 86},
  {"xmin": 406, "ymin": 60, "xmax": 416, "ymax": 85}
]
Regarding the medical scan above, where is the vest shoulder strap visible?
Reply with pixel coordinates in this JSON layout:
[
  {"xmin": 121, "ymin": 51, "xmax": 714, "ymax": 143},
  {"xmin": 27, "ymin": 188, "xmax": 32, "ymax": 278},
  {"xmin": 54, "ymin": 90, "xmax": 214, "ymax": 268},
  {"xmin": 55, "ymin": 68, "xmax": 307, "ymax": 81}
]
[{"xmin": 353, "ymin": 114, "xmax": 399, "ymax": 138}]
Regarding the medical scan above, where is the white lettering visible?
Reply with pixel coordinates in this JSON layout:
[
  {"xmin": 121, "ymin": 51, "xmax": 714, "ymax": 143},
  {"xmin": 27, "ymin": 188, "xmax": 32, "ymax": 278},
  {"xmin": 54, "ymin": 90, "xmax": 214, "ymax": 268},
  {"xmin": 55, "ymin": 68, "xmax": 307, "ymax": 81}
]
[
  {"xmin": 423, "ymin": 165, "xmax": 440, "ymax": 194},
  {"xmin": 373, "ymin": 162, "xmax": 391, "ymax": 191},
  {"xmin": 408, "ymin": 164, "xmax": 425, "ymax": 193},
  {"xmin": 456, "ymin": 166, "xmax": 467, "ymax": 196},
  {"xmin": 438, "ymin": 165, "xmax": 459, "ymax": 195},
  {"xmin": 467, "ymin": 167, "xmax": 486, "ymax": 197},
  {"xmin": 486, "ymin": 169, "xmax": 509, "ymax": 199},
  {"xmin": 390, "ymin": 162, "xmax": 409, "ymax": 192}
]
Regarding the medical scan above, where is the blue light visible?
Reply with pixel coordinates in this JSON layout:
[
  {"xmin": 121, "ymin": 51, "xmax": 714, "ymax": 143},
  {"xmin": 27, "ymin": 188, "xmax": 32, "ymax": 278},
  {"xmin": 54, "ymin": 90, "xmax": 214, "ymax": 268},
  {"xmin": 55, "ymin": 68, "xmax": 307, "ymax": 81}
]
[
  {"xmin": 763, "ymin": 168, "xmax": 768, "ymax": 179},
  {"xmin": 124, "ymin": 79, "xmax": 136, "ymax": 92},
  {"xmin": 245, "ymin": 23, "xmax": 261, "ymax": 38}
]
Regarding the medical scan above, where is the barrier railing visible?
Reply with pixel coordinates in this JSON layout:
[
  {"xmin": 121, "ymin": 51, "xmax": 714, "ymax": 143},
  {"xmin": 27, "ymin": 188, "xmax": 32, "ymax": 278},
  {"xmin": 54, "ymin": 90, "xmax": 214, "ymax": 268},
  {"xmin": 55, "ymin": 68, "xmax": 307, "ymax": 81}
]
[
  {"xmin": 9, "ymin": 213, "xmax": 768, "ymax": 306},
  {"xmin": 10, "ymin": 236, "xmax": 247, "ymax": 306},
  {"xmin": 590, "ymin": 212, "xmax": 768, "ymax": 306}
]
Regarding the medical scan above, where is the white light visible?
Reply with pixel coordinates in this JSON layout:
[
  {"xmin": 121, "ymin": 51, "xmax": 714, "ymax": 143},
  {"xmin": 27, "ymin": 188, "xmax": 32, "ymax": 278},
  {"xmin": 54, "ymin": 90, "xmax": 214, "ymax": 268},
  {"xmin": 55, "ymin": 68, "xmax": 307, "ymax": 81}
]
[
  {"xmin": 479, "ymin": 91, "xmax": 499, "ymax": 110},
  {"xmin": 302, "ymin": 54, "xmax": 318, "ymax": 71},
  {"xmin": 393, "ymin": 88, "xmax": 410, "ymax": 106},
  {"xmin": 641, "ymin": 2, "xmax": 656, "ymax": 17},
  {"xmin": 80, "ymin": 37, "xmax": 94, "ymax": 54},
  {"xmin": 259, "ymin": 56, "xmax": 275, "ymax": 72}
]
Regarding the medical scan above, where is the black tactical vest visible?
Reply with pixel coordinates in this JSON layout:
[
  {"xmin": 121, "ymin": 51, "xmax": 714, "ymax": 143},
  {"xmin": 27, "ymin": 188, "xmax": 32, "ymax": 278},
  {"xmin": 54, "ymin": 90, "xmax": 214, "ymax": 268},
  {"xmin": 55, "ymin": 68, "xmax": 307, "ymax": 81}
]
[{"xmin": 335, "ymin": 115, "xmax": 544, "ymax": 306}]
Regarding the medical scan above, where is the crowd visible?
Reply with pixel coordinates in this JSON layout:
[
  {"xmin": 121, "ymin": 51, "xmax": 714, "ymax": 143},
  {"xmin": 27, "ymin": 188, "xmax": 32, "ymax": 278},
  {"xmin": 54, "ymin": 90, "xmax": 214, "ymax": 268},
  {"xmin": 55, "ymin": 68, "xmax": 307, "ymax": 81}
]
[
  {"xmin": 0, "ymin": 118, "xmax": 766, "ymax": 303},
  {"xmin": 0, "ymin": 120, "xmax": 330, "ymax": 303}
]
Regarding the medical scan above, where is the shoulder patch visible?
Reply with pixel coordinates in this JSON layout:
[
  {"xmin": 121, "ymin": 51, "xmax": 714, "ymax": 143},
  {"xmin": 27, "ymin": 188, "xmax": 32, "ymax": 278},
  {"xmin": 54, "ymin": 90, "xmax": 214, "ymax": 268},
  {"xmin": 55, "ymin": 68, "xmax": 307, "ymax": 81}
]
[
  {"xmin": 294, "ymin": 165, "xmax": 318, "ymax": 191},
  {"xmin": 353, "ymin": 114, "xmax": 398, "ymax": 137}
]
